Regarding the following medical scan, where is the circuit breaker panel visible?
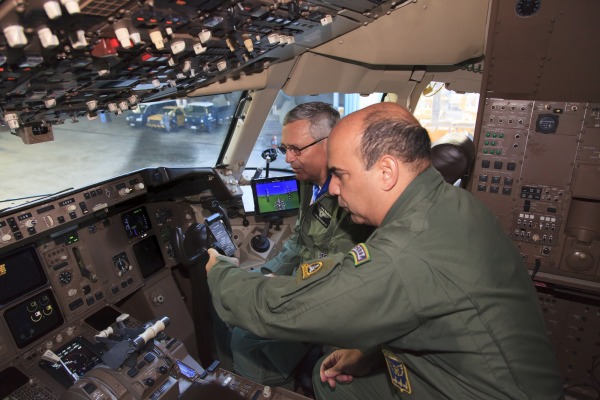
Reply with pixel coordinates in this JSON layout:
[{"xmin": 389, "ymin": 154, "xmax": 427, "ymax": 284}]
[{"xmin": 469, "ymin": 99, "xmax": 600, "ymax": 292}]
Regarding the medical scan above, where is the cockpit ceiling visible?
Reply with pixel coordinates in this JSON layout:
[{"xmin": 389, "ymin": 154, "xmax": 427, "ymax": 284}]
[
  {"xmin": 311, "ymin": 0, "xmax": 490, "ymax": 67},
  {"xmin": 279, "ymin": 0, "xmax": 490, "ymax": 98},
  {"xmin": 0, "ymin": 0, "xmax": 393, "ymax": 128}
]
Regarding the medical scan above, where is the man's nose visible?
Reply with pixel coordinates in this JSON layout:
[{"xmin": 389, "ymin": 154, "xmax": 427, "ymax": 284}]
[
  {"xmin": 328, "ymin": 177, "xmax": 340, "ymax": 196},
  {"xmin": 285, "ymin": 151, "xmax": 296, "ymax": 163}
]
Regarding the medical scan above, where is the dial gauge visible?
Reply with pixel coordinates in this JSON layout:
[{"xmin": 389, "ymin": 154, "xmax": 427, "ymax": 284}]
[
  {"xmin": 515, "ymin": 0, "xmax": 541, "ymax": 17},
  {"xmin": 58, "ymin": 270, "xmax": 73, "ymax": 284}
]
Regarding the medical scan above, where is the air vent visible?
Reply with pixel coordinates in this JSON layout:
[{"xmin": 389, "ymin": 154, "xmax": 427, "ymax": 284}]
[{"xmin": 80, "ymin": 0, "xmax": 126, "ymax": 17}]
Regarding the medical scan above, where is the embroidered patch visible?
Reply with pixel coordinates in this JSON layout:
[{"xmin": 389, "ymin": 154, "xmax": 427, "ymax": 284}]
[
  {"xmin": 312, "ymin": 203, "xmax": 332, "ymax": 228},
  {"xmin": 301, "ymin": 261, "xmax": 323, "ymax": 279},
  {"xmin": 349, "ymin": 243, "xmax": 370, "ymax": 266},
  {"xmin": 383, "ymin": 349, "xmax": 412, "ymax": 394}
]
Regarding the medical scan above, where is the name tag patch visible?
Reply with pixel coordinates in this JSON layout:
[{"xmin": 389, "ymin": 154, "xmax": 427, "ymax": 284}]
[
  {"xmin": 312, "ymin": 203, "xmax": 332, "ymax": 228},
  {"xmin": 383, "ymin": 349, "xmax": 412, "ymax": 394},
  {"xmin": 301, "ymin": 261, "xmax": 323, "ymax": 279},
  {"xmin": 349, "ymin": 243, "xmax": 370, "ymax": 267}
]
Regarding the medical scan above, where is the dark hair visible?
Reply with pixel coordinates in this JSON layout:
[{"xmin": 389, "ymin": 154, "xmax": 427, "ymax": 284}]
[
  {"xmin": 360, "ymin": 111, "xmax": 432, "ymax": 170},
  {"xmin": 283, "ymin": 102, "xmax": 340, "ymax": 140}
]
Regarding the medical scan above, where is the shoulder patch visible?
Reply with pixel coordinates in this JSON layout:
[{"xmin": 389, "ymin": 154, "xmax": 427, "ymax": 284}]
[
  {"xmin": 300, "ymin": 261, "xmax": 323, "ymax": 279},
  {"xmin": 312, "ymin": 203, "xmax": 332, "ymax": 228},
  {"xmin": 383, "ymin": 349, "xmax": 412, "ymax": 394},
  {"xmin": 349, "ymin": 243, "xmax": 370, "ymax": 267}
]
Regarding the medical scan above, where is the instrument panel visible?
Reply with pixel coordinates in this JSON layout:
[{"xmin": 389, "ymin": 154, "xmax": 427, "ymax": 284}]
[
  {"xmin": 0, "ymin": 162, "xmax": 312, "ymax": 399},
  {"xmin": 0, "ymin": 171, "xmax": 148, "ymax": 251},
  {"xmin": 0, "ymin": 167, "xmax": 229, "ymax": 371},
  {"xmin": 469, "ymin": 99, "xmax": 600, "ymax": 292},
  {"xmin": 0, "ymin": 165, "xmax": 263, "ymax": 399}
]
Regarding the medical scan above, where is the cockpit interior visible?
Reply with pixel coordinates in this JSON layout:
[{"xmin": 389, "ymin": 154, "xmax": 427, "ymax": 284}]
[{"xmin": 0, "ymin": 0, "xmax": 599, "ymax": 399}]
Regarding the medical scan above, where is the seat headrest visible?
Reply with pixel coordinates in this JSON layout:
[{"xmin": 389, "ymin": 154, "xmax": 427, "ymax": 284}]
[{"xmin": 431, "ymin": 131, "xmax": 476, "ymax": 185}]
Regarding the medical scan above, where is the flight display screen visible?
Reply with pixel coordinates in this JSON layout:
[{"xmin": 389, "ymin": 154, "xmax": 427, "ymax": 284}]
[
  {"xmin": 0, "ymin": 366, "xmax": 29, "ymax": 398},
  {"xmin": 39, "ymin": 336, "xmax": 102, "ymax": 388},
  {"xmin": 4, "ymin": 289, "xmax": 64, "ymax": 348},
  {"xmin": 133, "ymin": 235, "xmax": 165, "ymax": 279},
  {"xmin": 122, "ymin": 206, "xmax": 152, "ymax": 239},
  {"xmin": 251, "ymin": 175, "xmax": 301, "ymax": 216},
  {"xmin": 0, "ymin": 245, "xmax": 47, "ymax": 307}
]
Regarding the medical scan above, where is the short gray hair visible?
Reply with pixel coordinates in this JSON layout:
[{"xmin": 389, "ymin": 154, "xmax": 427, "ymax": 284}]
[{"xmin": 283, "ymin": 102, "xmax": 340, "ymax": 140}]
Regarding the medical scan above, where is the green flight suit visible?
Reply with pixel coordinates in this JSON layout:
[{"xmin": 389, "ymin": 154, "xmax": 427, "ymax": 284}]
[
  {"xmin": 230, "ymin": 179, "xmax": 373, "ymax": 385},
  {"xmin": 259, "ymin": 179, "xmax": 367, "ymax": 275},
  {"xmin": 208, "ymin": 167, "xmax": 563, "ymax": 399}
]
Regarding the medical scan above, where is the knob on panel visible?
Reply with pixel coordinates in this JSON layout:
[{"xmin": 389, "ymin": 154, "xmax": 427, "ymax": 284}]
[
  {"xmin": 43, "ymin": 215, "xmax": 55, "ymax": 227},
  {"xmin": 566, "ymin": 251, "xmax": 595, "ymax": 272}
]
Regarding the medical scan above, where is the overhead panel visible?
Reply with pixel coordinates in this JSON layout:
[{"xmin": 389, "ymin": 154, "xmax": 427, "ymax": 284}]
[{"xmin": 0, "ymin": 0, "xmax": 387, "ymax": 129}]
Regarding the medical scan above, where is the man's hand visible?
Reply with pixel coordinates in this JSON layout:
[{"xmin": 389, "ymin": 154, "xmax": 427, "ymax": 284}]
[
  {"xmin": 319, "ymin": 349, "xmax": 372, "ymax": 388},
  {"xmin": 205, "ymin": 248, "xmax": 239, "ymax": 274}
]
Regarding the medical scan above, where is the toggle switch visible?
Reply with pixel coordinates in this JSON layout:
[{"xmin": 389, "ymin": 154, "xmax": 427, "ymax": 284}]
[
  {"xmin": 44, "ymin": 1, "xmax": 62, "ymax": 19},
  {"xmin": 38, "ymin": 27, "xmax": 59, "ymax": 49},
  {"xmin": 61, "ymin": 0, "xmax": 80, "ymax": 14},
  {"xmin": 4, "ymin": 25, "xmax": 28, "ymax": 48}
]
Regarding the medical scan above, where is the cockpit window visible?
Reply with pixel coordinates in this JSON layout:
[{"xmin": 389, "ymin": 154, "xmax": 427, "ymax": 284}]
[
  {"xmin": 413, "ymin": 83, "xmax": 480, "ymax": 143},
  {"xmin": 0, "ymin": 91, "xmax": 243, "ymax": 210},
  {"xmin": 248, "ymin": 91, "xmax": 383, "ymax": 173}
]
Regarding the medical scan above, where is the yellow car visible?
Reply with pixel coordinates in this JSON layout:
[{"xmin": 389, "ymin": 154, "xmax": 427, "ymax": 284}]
[{"xmin": 145, "ymin": 105, "xmax": 186, "ymax": 132}]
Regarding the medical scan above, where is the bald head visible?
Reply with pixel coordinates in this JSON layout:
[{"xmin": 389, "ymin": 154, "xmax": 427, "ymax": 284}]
[
  {"xmin": 357, "ymin": 102, "xmax": 421, "ymax": 126},
  {"xmin": 330, "ymin": 102, "xmax": 431, "ymax": 173},
  {"xmin": 327, "ymin": 103, "xmax": 432, "ymax": 226}
]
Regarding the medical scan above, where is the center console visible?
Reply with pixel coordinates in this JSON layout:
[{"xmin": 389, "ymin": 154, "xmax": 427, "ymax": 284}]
[{"xmin": 1, "ymin": 305, "xmax": 310, "ymax": 400}]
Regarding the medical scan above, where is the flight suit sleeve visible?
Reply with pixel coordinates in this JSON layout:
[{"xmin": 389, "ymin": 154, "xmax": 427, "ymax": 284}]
[
  {"xmin": 207, "ymin": 243, "xmax": 422, "ymax": 349},
  {"xmin": 325, "ymin": 215, "xmax": 374, "ymax": 256},
  {"xmin": 259, "ymin": 231, "xmax": 302, "ymax": 276}
]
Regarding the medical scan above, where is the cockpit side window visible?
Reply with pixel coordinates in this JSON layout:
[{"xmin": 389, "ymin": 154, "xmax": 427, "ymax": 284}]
[
  {"xmin": 413, "ymin": 83, "xmax": 480, "ymax": 143},
  {"xmin": 247, "ymin": 91, "xmax": 383, "ymax": 173}
]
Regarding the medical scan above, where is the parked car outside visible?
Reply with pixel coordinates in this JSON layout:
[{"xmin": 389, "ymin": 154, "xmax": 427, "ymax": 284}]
[
  {"xmin": 146, "ymin": 105, "xmax": 186, "ymax": 132},
  {"xmin": 125, "ymin": 100, "xmax": 177, "ymax": 128},
  {"xmin": 210, "ymin": 94, "xmax": 236, "ymax": 125},
  {"xmin": 184, "ymin": 102, "xmax": 217, "ymax": 133}
]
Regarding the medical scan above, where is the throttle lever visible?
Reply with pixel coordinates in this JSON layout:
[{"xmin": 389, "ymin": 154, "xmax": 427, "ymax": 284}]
[{"xmin": 131, "ymin": 316, "xmax": 170, "ymax": 350}]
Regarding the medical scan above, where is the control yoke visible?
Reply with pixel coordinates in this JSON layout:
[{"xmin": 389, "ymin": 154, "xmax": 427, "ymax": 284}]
[
  {"xmin": 174, "ymin": 201, "xmax": 235, "ymax": 270},
  {"xmin": 173, "ymin": 212, "xmax": 238, "ymax": 368},
  {"xmin": 174, "ymin": 224, "xmax": 210, "ymax": 269}
]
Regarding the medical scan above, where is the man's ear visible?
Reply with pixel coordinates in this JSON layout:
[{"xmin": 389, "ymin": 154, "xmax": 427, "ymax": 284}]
[{"xmin": 378, "ymin": 155, "xmax": 398, "ymax": 191}]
